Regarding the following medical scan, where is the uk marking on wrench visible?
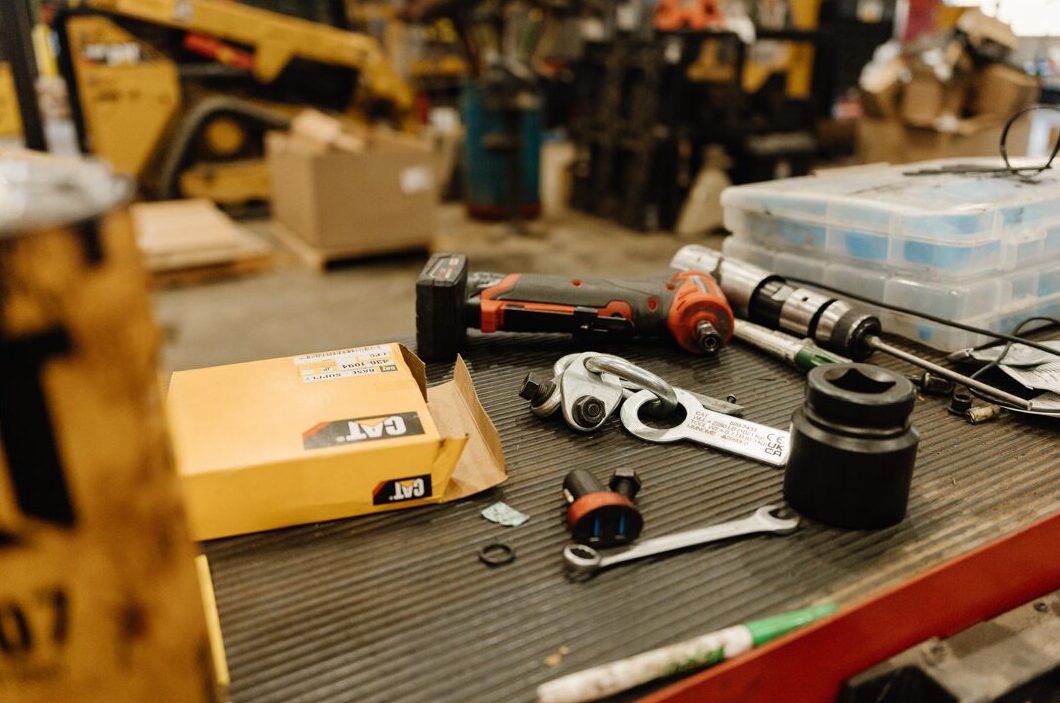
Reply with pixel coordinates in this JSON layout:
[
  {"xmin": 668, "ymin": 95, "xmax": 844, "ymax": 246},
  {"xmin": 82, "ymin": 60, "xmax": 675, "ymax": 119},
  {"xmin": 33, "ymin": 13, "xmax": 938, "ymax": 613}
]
[
  {"xmin": 563, "ymin": 505, "xmax": 799, "ymax": 578},
  {"xmin": 620, "ymin": 389, "xmax": 789, "ymax": 467}
]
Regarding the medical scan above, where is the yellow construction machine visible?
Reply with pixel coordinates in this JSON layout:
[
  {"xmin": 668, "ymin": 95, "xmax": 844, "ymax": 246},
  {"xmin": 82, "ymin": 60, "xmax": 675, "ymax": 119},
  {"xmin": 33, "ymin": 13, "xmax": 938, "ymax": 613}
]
[{"xmin": 56, "ymin": 0, "xmax": 415, "ymax": 205}]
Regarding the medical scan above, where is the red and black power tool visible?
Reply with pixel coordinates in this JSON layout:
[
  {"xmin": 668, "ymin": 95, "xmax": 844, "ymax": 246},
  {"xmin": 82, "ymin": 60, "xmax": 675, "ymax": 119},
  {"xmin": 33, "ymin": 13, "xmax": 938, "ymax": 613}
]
[{"xmin": 415, "ymin": 253, "xmax": 734, "ymax": 361}]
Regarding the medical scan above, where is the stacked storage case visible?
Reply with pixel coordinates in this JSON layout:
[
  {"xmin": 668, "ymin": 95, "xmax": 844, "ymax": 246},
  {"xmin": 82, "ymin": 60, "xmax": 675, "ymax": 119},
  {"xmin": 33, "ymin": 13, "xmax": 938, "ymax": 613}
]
[{"xmin": 720, "ymin": 159, "xmax": 1060, "ymax": 351}]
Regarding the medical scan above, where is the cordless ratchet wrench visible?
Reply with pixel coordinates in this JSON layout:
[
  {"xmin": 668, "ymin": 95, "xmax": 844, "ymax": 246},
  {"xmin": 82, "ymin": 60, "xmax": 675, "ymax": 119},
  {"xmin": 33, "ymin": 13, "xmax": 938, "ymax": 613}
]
[{"xmin": 415, "ymin": 253, "xmax": 734, "ymax": 362}]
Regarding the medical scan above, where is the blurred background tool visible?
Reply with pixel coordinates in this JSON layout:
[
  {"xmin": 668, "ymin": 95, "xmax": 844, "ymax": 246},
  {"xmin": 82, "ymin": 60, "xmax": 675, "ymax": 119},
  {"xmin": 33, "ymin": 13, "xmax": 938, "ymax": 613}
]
[
  {"xmin": 53, "ymin": 0, "xmax": 413, "ymax": 206},
  {"xmin": 402, "ymin": 0, "xmax": 551, "ymax": 222}
]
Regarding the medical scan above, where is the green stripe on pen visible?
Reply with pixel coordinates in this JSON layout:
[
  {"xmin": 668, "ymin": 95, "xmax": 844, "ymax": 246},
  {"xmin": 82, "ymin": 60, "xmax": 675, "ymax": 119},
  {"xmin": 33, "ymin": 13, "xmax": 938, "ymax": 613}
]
[{"xmin": 746, "ymin": 603, "xmax": 839, "ymax": 646}]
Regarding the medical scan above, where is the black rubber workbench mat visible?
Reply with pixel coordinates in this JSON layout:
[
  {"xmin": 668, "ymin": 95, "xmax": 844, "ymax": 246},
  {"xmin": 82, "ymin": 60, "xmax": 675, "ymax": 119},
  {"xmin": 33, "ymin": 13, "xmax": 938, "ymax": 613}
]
[{"xmin": 204, "ymin": 333, "xmax": 1060, "ymax": 703}]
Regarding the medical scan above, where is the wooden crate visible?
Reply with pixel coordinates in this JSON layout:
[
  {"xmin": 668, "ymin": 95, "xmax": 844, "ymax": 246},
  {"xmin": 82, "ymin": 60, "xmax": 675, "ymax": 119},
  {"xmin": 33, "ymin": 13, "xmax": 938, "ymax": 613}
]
[
  {"xmin": 132, "ymin": 199, "xmax": 273, "ymax": 286},
  {"xmin": 273, "ymin": 219, "xmax": 426, "ymax": 270}
]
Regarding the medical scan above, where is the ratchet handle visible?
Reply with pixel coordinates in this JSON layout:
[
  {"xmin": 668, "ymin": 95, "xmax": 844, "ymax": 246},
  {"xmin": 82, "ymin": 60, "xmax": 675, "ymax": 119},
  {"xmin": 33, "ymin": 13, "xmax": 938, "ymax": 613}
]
[
  {"xmin": 479, "ymin": 273, "xmax": 674, "ymax": 331},
  {"xmin": 475, "ymin": 272, "xmax": 733, "ymax": 353}
]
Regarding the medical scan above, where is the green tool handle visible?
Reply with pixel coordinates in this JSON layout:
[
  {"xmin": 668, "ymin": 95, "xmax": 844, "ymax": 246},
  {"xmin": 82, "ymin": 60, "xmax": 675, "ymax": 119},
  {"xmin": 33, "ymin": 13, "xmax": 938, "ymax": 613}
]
[{"xmin": 793, "ymin": 345, "xmax": 849, "ymax": 372}]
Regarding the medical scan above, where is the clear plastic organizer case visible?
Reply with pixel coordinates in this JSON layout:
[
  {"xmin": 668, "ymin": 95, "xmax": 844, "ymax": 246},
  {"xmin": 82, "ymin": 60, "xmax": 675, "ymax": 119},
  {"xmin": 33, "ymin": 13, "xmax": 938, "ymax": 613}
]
[
  {"xmin": 722, "ymin": 236, "xmax": 1060, "ymax": 352},
  {"xmin": 721, "ymin": 159, "xmax": 1060, "ymax": 279}
]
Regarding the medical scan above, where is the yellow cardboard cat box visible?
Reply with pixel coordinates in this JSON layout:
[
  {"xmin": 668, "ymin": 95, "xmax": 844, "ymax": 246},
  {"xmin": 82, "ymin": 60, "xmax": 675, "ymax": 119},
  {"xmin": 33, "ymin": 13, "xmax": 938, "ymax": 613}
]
[{"xmin": 167, "ymin": 344, "xmax": 506, "ymax": 540}]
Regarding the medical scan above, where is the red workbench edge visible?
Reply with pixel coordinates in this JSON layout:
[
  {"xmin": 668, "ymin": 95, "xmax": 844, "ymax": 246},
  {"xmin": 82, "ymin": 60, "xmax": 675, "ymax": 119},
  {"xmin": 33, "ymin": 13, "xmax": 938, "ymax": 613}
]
[{"xmin": 642, "ymin": 509, "xmax": 1060, "ymax": 703}]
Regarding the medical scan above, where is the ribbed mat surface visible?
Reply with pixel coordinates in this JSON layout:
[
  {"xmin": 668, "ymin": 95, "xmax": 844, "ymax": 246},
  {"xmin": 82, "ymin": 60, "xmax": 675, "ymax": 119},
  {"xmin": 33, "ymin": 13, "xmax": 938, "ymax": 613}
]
[{"xmin": 204, "ymin": 333, "xmax": 1059, "ymax": 703}]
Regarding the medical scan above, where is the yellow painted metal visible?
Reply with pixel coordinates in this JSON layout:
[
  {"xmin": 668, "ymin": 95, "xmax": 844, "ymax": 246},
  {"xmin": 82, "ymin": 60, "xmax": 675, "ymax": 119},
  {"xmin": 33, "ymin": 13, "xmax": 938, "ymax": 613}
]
[
  {"xmin": 740, "ymin": 0, "xmax": 821, "ymax": 99},
  {"xmin": 0, "ymin": 64, "xmax": 22, "ymax": 139},
  {"xmin": 410, "ymin": 55, "xmax": 470, "ymax": 79},
  {"xmin": 32, "ymin": 24, "xmax": 59, "ymax": 77},
  {"xmin": 742, "ymin": 43, "xmax": 795, "ymax": 94},
  {"xmin": 785, "ymin": 0, "xmax": 821, "ymax": 99},
  {"xmin": 178, "ymin": 159, "xmax": 271, "ymax": 205},
  {"xmin": 85, "ymin": 0, "xmax": 413, "ymax": 113},
  {"xmin": 64, "ymin": 15, "xmax": 181, "ymax": 177},
  {"xmin": 688, "ymin": 39, "xmax": 738, "ymax": 83},
  {"xmin": 937, "ymin": 6, "xmax": 966, "ymax": 30},
  {"xmin": 195, "ymin": 555, "xmax": 231, "ymax": 690},
  {"xmin": 63, "ymin": 1, "xmax": 412, "ymax": 204},
  {"xmin": 202, "ymin": 115, "xmax": 246, "ymax": 156},
  {"xmin": 788, "ymin": 0, "xmax": 821, "ymax": 30}
]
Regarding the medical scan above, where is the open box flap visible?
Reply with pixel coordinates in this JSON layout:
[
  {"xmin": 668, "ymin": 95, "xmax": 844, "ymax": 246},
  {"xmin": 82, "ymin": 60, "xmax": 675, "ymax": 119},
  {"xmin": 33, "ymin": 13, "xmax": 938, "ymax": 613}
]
[{"xmin": 426, "ymin": 355, "xmax": 507, "ymax": 501}]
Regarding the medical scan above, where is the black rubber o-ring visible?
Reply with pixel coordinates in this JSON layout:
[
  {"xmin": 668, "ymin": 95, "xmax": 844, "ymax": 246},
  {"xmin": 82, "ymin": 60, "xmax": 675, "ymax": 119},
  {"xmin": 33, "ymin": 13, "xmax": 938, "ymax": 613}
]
[{"xmin": 478, "ymin": 543, "xmax": 515, "ymax": 567}]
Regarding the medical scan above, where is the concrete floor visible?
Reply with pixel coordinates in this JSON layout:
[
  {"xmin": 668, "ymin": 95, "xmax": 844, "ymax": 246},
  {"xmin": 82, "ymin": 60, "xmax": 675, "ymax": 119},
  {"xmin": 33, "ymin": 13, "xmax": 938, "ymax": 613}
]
[{"xmin": 153, "ymin": 204, "xmax": 722, "ymax": 372}]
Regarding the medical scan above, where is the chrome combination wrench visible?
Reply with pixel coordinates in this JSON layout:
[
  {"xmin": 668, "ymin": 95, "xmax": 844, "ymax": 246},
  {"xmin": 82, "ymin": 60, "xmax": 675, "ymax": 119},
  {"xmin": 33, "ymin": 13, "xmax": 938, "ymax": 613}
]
[
  {"xmin": 563, "ymin": 505, "xmax": 799, "ymax": 578},
  {"xmin": 620, "ymin": 388, "xmax": 790, "ymax": 467}
]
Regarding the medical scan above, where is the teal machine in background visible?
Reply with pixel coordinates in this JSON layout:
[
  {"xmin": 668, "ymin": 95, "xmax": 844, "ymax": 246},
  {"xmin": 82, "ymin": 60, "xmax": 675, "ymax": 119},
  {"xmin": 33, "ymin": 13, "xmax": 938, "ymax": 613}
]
[{"xmin": 460, "ymin": 79, "xmax": 543, "ymax": 220}]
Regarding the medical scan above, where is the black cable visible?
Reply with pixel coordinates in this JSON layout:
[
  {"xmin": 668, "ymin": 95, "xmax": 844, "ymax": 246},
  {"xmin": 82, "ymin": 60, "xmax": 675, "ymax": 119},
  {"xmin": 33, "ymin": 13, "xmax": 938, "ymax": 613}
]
[
  {"xmin": 969, "ymin": 316, "xmax": 1060, "ymax": 380},
  {"xmin": 784, "ymin": 276, "xmax": 1060, "ymax": 361},
  {"xmin": 964, "ymin": 316, "xmax": 1060, "ymax": 415},
  {"xmin": 967, "ymin": 316, "xmax": 1060, "ymax": 358},
  {"xmin": 1000, "ymin": 105, "xmax": 1060, "ymax": 178},
  {"xmin": 904, "ymin": 104, "xmax": 1060, "ymax": 178}
]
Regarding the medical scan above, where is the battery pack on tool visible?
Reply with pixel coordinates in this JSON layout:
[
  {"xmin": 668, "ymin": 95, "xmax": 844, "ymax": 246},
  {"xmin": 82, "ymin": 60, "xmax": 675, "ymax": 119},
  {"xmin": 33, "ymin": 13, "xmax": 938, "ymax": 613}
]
[{"xmin": 416, "ymin": 254, "xmax": 469, "ymax": 362}]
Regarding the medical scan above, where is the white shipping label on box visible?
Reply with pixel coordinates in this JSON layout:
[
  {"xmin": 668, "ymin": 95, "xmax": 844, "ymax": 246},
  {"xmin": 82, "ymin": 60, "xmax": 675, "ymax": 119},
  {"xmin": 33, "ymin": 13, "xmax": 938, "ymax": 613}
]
[
  {"xmin": 293, "ymin": 345, "xmax": 399, "ymax": 383},
  {"xmin": 400, "ymin": 166, "xmax": 434, "ymax": 195}
]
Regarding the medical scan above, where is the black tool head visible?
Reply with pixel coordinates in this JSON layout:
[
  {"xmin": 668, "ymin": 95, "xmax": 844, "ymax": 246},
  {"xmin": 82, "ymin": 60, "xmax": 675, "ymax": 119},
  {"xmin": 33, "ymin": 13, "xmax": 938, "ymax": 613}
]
[{"xmin": 415, "ymin": 253, "xmax": 468, "ymax": 362}]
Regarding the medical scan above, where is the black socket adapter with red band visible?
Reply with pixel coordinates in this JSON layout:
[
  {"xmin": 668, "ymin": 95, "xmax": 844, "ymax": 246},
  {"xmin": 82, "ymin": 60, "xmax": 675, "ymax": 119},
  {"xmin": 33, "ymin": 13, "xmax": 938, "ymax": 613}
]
[{"xmin": 563, "ymin": 468, "xmax": 643, "ymax": 548}]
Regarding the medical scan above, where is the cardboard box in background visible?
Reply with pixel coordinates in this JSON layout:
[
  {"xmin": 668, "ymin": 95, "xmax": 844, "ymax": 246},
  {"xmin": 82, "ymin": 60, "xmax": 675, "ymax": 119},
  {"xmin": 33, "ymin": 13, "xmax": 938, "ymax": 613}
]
[
  {"xmin": 856, "ymin": 9, "xmax": 1037, "ymax": 161},
  {"xmin": 898, "ymin": 67, "xmax": 970, "ymax": 128},
  {"xmin": 167, "ymin": 344, "xmax": 506, "ymax": 540},
  {"xmin": 969, "ymin": 64, "xmax": 1040, "ymax": 120},
  {"xmin": 857, "ymin": 116, "xmax": 1030, "ymax": 165},
  {"xmin": 899, "ymin": 67, "xmax": 947, "ymax": 127},
  {"xmin": 957, "ymin": 8, "xmax": 1018, "ymax": 62},
  {"xmin": 267, "ymin": 126, "xmax": 437, "ymax": 259},
  {"xmin": 859, "ymin": 57, "xmax": 904, "ymax": 119}
]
